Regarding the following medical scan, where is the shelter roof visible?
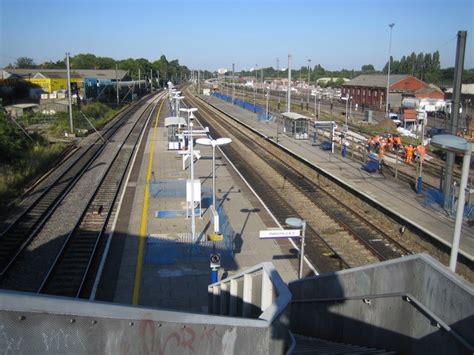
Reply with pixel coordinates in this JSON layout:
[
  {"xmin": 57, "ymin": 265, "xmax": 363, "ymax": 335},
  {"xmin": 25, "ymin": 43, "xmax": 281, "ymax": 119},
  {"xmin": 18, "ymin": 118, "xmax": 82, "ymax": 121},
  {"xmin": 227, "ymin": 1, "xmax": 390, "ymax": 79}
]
[
  {"xmin": 281, "ymin": 112, "xmax": 310, "ymax": 120},
  {"xmin": 164, "ymin": 116, "xmax": 187, "ymax": 127}
]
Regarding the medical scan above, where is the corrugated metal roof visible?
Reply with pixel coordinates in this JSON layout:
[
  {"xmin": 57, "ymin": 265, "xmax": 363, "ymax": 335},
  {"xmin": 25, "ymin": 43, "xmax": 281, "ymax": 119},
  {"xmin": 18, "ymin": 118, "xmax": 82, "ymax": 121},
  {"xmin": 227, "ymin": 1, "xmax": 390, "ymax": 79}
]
[
  {"xmin": 281, "ymin": 112, "xmax": 310, "ymax": 120},
  {"xmin": 343, "ymin": 74, "xmax": 409, "ymax": 88}
]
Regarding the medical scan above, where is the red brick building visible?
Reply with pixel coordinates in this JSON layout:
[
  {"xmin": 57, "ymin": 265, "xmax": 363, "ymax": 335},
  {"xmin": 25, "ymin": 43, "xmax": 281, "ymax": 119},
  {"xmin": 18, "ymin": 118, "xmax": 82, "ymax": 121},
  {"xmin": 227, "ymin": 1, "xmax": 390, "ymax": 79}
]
[{"xmin": 341, "ymin": 74, "xmax": 443, "ymax": 111}]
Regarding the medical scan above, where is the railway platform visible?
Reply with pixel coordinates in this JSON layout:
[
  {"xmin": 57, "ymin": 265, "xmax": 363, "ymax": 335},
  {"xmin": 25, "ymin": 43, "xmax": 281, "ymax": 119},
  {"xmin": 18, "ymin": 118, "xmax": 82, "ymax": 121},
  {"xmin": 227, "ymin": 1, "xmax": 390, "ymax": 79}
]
[
  {"xmin": 200, "ymin": 95, "xmax": 474, "ymax": 263},
  {"xmin": 101, "ymin": 97, "xmax": 298, "ymax": 311}
]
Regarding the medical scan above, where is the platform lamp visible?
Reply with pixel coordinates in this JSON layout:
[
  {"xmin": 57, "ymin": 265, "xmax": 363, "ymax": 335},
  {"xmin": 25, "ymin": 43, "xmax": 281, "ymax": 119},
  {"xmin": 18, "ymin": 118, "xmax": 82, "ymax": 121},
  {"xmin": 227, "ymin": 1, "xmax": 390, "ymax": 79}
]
[
  {"xmin": 173, "ymin": 92, "xmax": 183, "ymax": 117},
  {"xmin": 180, "ymin": 108, "xmax": 199, "ymax": 241},
  {"xmin": 431, "ymin": 134, "xmax": 472, "ymax": 272},
  {"xmin": 196, "ymin": 137, "xmax": 232, "ymax": 234}
]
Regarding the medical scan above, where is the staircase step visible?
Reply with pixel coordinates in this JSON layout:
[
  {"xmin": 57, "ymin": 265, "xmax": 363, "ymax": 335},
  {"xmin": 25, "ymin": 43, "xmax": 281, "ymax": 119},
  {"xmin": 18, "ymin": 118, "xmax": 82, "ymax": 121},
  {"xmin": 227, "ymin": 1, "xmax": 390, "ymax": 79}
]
[{"xmin": 292, "ymin": 334, "xmax": 396, "ymax": 354}]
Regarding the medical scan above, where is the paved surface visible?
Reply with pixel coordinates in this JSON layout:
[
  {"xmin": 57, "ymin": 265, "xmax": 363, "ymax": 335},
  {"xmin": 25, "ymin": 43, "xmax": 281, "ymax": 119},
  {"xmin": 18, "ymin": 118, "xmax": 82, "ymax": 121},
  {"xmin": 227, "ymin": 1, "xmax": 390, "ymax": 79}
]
[
  {"xmin": 201, "ymin": 95, "xmax": 474, "ymax": 262},
  {"xmin": 112, "ymin": 99, "xmax": 298, "ymax": 312}
]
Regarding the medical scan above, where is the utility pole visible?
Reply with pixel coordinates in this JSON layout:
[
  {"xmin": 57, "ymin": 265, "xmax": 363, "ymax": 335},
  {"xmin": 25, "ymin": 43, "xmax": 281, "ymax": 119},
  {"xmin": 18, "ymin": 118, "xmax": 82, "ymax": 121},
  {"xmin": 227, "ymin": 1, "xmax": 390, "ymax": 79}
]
[
  {"xmin": 287, "ymin": 54, "xmax": 292, "ymax": 112},
  {"xmin": 115, "ymin": 64, "xmax": 119, "ymax": 106},
  {"xmin": 150, "ymin": 69, "xmax": 153, "ymax": 91},
  {"xmin": 65, "ymin": 52, "xmax": 74, "ymax": 135},
  {"xmin": 307, "ymin": 59, "xmax": 311, "ymax": 85},
  {"xmin": 386, "ymin": 23, "xmax": 395, "ymax": 118},
  {"xmin": 308, "ymin": 59, "xmax": 312, "ymax": 107},
  {"xmin": 277, "ymin": 57, "xmax": 281, "ymax": 109},
  {"xmin": 443, "ymin": 30, "xmax": 467, "ymax": 210},
  {"xmin": 198, "ymin": 70, "xmax": 201, "ymax": 94}
]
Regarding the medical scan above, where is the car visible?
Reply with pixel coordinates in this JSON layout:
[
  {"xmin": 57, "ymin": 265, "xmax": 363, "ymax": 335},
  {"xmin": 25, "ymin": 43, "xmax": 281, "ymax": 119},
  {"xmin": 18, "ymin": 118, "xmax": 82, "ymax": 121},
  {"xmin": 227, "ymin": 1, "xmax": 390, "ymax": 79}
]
[{"xmin": 427, "ymin": 127, "xmax": 448, "ymax": 138}]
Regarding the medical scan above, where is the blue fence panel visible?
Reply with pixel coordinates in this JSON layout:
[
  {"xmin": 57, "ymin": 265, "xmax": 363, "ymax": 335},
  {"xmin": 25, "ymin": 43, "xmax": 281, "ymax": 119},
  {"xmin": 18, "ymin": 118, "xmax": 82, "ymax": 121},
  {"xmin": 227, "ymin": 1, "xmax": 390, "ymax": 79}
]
[{"xmin": 212, "ymin": 91, "xmax": 267, "ymax": 117}]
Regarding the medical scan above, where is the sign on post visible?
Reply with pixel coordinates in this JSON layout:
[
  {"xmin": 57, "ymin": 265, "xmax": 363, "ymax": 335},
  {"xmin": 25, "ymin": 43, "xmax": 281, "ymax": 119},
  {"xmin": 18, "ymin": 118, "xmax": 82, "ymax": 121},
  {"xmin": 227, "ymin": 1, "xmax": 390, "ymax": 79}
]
[
  {"xmin": 259, "ymin": 229, "xmax": 301, "ymax": 239},
  {"xmin": 210, "ymin": 253, "xmax": 221, "ymax": 268}
]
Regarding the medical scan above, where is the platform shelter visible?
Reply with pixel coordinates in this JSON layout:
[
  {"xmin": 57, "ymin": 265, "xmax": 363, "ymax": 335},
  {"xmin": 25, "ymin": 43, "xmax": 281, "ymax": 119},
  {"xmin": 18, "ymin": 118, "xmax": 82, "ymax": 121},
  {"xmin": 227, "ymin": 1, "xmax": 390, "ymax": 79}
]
[
  {"xmin": 164, "ymin": 116, "xmax": 187, "ymax": 150},
  {"xmin": 281, "ymin": 112, "xmax": 309, "ymax": 139}
]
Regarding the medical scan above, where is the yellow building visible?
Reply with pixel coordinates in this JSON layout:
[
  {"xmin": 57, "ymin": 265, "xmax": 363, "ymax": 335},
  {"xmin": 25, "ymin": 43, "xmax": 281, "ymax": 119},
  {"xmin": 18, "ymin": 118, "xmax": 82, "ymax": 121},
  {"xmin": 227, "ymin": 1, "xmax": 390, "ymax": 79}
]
[{"xmin": 28, "ymin": 72, "xmax": 83, "ymax": 93}]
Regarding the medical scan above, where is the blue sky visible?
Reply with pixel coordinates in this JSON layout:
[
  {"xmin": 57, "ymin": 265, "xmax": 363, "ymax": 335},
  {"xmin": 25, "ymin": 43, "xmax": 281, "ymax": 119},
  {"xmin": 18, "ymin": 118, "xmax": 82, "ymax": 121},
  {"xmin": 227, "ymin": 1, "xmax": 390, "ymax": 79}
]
[{"xmin": 1, "ymin": 0, "xmax": 473, "ymax": 71}]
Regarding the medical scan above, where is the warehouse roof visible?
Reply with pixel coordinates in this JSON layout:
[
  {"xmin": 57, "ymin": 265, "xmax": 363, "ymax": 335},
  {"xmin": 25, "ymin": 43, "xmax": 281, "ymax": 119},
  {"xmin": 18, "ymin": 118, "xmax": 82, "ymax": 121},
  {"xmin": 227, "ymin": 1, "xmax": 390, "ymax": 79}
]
[
  {"xmin": 343, "ymin": 74, "xmax": 410, "ymax": 88},
  {"xmin": 1, "ymin": 68, "xmax": 128, "ymax": 80}
]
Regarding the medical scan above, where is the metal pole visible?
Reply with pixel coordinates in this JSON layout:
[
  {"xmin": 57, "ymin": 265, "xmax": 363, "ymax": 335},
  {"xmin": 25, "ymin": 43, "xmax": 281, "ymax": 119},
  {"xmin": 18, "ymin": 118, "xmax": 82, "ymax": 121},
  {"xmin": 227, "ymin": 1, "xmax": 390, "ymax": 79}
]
[
  {"xmin": 212, "ymin": 143, "xmax": 216, "ymax": 208},
  {"xmin": 190, "ymin": 121, "xmax": 195, "ymax": 242},
  {"xmin": 266, "ymin": 90, "xmax": 269, "ymax": 118},
  {"xmin": 307, "ymin": 59, "xmax": 311, "ymax": 86},
  {"xmin": 157, "ymin": 70, "xmax": 160, "ymax": 88},
  {"xmin": 444, "ymin": 31, "xmax": 467, "ymax": 210},
  {"xmin": 150, "ymin": 69, "xmax": 153, "ymax": 91},
  {"xmin": 232, "ymin": 63, "xmax": 235, "ymax": 104},
  {"xmin": 277, "ymin": 58, "xmax": 281, "ymax": 107},
  {"xmin": 345, "ymin": 96, "xmax": 349, "ymax": 126},
  {"xmin": 450, "ymin": 146, "xmax": 471, "ymax": 271},
  {"xmin": 115, "ymin": 64, "xmax": 119, "ymax": 106},
  {"xmin": 386, "ymin": 23, "xmax": 395, "ymax": 118},
  {"xmin": 307, "ymin": 59, "xmax": 311, "ymax": 107},
  {"xmin": 318, "ymin": 94, "xmax": 321, "ymax": 119},
  {"xmin": 138, "ymin": 68, "xmax": 141, "ymax": 90},
  {"xmin": 287, "ymin": 54, "xmax": 292, "ymax": 112},
  {"xmin": 314, "ymin": 94, "xmax": 317, "ymax": 117},
  {"xmin": 298, "ymin": 220, "xmax": 306, "ymax": 279},
  {"xmin": 65, "ymin": 52, "xmax": 74, "ymax": 134}
]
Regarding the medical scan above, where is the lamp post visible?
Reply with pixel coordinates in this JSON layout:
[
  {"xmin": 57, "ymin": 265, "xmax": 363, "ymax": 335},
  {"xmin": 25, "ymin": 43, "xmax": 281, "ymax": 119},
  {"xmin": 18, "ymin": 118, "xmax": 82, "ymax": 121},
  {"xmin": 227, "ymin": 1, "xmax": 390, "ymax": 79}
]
[
  {"xmin": 386, "ymin": 23, "xmax": 395, "ymax": 118},
  {"xmin": 286, "ymin": 217, "xmax": 306, "ymax": 279},
  {"xmin": 232, "ymin": 63, "xmax": 235, "ymax": 104},
  {"xmin": 196, "ymin": 137, "xmax": 232, "ymax": 233},
  {"xmin": 277, "ymin": 57, "xmax": 281, "ymax": 109},
  {"xmin": 174, "ymin": 94, "xmax": 184, "ymax": 117},
  {"xmin": 431, "ymin": 135, "xmax": 471, "ymax": 272},
  {"xmin": 180, "ymin": 108, "xmax": 199, "ymax": 241}
]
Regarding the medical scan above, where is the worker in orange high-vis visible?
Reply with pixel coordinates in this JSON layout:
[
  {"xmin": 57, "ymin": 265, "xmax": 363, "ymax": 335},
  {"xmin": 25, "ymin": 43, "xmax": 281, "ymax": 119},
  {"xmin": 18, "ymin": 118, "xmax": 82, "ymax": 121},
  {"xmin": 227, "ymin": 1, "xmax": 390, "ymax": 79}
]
[
  {"xmin": 378, "ymin": 141, "xmax": 385, "ymax": 160},
  {"xmin": 405, "ymin": 145, "xmax": 414, "ymax": 164},
  {"xmin": 416, "ymin": 144, "xmax": 426, "ymax": 162}
]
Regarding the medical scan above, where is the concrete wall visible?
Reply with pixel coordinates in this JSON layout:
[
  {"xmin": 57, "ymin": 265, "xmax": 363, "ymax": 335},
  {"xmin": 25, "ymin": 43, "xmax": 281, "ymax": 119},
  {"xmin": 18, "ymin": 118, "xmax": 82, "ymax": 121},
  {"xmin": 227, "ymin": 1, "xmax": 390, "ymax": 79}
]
[
  {"xmin": 288, "ymin": 253, "xmax": 473, "ymax": 354},
  {"xmin": 0, "ymin": 290, "xmax": 288, "ymax": 354}
]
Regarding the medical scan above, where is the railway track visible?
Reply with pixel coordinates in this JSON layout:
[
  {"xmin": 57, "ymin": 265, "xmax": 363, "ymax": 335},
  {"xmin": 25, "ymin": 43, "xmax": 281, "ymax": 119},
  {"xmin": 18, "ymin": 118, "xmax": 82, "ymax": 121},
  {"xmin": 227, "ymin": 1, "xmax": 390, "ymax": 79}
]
[
  {"xmin": 0, "ymin": 99, "xmax": 154, "ymax": 277},
  {"xmin": 38, "ymin": 94, "xmax": 164, "ymax": 298},
  {"xmin": 185, "ymin": 92, "xmax": 412, "ymax": 272}
]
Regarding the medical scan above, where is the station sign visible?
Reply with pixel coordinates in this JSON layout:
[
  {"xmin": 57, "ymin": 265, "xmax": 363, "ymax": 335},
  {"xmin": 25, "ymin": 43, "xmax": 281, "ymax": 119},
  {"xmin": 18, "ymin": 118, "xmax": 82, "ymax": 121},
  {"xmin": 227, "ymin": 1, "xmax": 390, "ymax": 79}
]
[
  {"xmin": 210, "ymin": 253, "xmax": 221, "ymax": 268},
  {"xmin": 259, "ymin": 229, "xmax": 301, "ymax": 239}
]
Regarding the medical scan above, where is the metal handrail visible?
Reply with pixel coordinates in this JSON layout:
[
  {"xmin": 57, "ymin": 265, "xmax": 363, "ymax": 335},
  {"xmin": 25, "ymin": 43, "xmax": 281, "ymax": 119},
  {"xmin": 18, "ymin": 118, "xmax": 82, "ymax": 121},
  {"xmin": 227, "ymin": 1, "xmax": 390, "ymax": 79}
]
[{"xmin": 291, "ymin": 291, "xmax": 474, "ymax": 352}]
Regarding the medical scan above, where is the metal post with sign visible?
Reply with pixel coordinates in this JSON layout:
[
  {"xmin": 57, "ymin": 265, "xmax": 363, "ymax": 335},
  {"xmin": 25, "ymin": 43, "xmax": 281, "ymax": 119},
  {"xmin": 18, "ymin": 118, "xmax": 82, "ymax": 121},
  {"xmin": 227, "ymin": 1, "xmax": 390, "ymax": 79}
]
[{"xmin": 210, "ymin": 252, "xmax": 221, "ymax": 284}]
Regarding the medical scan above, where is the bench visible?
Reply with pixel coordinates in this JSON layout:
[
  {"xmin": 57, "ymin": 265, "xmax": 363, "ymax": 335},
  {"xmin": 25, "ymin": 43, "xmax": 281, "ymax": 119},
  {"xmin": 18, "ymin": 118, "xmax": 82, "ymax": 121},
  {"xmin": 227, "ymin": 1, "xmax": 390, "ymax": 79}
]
[{"xmin": 319, "ymin": 141, "xmax": 332, "ymax": 151}]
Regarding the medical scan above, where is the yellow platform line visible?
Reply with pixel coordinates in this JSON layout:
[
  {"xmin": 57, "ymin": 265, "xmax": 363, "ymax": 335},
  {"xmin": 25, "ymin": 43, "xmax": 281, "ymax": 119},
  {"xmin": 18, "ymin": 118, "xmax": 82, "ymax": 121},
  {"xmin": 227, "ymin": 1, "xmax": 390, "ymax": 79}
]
[{"xmin": 132, "ymin": 99, "xmax": 164, "ymax": 305}]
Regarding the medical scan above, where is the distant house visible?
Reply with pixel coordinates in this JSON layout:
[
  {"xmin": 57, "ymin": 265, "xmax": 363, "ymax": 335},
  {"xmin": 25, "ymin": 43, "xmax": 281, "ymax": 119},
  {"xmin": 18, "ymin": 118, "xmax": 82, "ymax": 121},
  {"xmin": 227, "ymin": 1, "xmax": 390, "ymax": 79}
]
[{"xmin": 342, "ymin": 74, "xmax": 443, "ymax": 111}]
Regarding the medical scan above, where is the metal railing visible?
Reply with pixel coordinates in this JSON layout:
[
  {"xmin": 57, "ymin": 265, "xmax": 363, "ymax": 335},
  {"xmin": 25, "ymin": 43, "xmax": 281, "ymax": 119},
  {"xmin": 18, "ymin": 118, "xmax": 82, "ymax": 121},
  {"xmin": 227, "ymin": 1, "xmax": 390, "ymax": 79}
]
[
  {"xmin": 0, "ymin": 262, "xmax": 292, "ymax": 354},
  {"xmin": 208, "ymin": 262, "xmax": 291, "ymax": 322}
]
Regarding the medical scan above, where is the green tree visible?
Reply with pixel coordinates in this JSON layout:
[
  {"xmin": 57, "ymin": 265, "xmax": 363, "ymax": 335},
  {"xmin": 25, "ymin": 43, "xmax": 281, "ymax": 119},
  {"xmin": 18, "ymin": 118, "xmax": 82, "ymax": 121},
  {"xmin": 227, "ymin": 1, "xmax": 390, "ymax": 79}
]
[
  {"xmin": 361, "ymin": 64, "xmax": 375, "ymax": 73},
  {"xmin": 16, "ymin": 57, "xmax": 36, "ymax": 68},
  {"xmin": 0, "ymin": 111, "xmax": 29, "ymax": 164},
  {"xmin": 70, "ymin": 53, "xmax": 99, "ymax": 69}
]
